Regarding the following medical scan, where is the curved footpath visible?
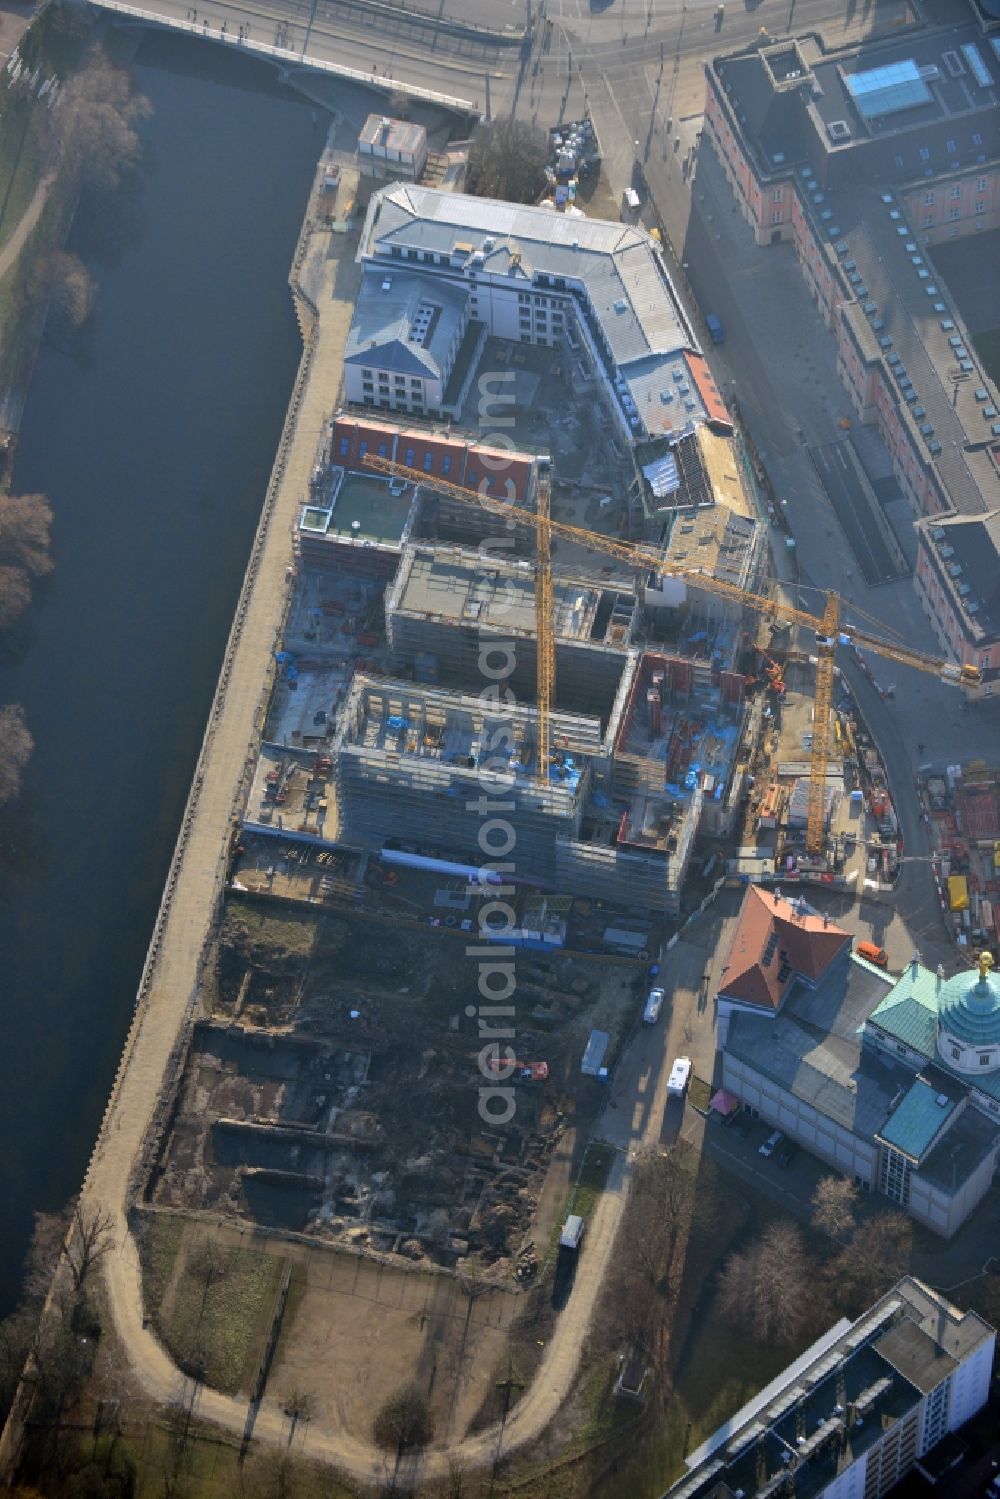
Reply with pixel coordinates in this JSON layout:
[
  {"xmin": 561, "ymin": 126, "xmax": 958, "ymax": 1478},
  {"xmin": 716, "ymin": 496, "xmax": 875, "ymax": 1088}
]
[
  {"xmin": 37, "ymin": 177, "xmax": 637, "ymax": 1485},
  {"xmin": 0, "ymin": 168, "xmax": 56, "ymax": 282}
]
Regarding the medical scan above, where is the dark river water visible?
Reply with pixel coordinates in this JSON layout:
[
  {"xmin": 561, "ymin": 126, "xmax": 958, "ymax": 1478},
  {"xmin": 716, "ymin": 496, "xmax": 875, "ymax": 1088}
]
[{"xmin": 0, "ymin": 33, "xmax": 324, "ymax": 1315}]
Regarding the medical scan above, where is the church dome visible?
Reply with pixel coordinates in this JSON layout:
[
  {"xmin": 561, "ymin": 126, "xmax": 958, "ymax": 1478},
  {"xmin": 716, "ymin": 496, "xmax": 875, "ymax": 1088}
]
[{"xmin": 936, "ymin": 955, "xmax": 1000, "ymax": 1073}]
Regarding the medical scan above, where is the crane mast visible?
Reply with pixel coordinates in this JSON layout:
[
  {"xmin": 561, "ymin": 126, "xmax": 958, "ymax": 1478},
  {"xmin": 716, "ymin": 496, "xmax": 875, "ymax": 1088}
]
[{"xmin": 360, "ymin": 452, "xmax": 980, "ymax": 857}]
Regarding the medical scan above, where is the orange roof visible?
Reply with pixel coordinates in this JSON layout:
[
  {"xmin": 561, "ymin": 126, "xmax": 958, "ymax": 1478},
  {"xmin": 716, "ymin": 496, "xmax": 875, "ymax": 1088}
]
[
  {"xmin": 685, "ymin": 352, "xmax": 732, "ymax": 431},
  {"xmin": 719, "ymin": 886, "xmax": 850, "ymax": 1011}
]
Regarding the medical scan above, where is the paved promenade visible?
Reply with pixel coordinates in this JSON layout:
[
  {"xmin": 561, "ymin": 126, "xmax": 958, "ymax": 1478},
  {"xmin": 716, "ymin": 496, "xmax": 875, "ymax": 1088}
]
[{"xmin": 75, "ymin": 155, "xmax": 371, "ymax": 1465}]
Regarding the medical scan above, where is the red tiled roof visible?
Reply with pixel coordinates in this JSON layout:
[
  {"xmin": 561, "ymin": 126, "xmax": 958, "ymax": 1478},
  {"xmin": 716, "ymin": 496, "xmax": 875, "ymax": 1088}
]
[
  {"xmin": 685, "ymin": 352, "xmax": 732, "ymax": 431},
  {"xmin": 331, "ymin": 415, "xmax": 535, "ymax": 506},
  {"xmin": 718, "ymin": 886, "xmax": 850, "ymax": 1011}
]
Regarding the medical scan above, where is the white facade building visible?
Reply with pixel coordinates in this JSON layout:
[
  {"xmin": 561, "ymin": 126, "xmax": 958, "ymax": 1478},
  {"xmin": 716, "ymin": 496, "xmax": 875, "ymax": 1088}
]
[
  {"xmin": 667, "ymin": 1278, "xmax": 995, "ymax": 1499},
  {"xmin": 351, "ymin": 185, "xmax": 730, "ymax": 444}
]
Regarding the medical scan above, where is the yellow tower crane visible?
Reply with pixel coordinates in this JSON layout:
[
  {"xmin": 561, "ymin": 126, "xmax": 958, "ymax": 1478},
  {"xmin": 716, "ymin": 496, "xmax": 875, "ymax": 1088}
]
[{"xmin": 361, "ymin": 454, "xmax": 981, "ymax": 855}]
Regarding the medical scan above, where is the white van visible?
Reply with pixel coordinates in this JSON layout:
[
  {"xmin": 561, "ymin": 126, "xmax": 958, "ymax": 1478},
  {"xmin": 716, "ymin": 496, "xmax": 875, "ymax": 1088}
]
[
  {"xmin": 643, "ymin": 987, "xmax": 665, "ymax": 1024},
  {"xmin": 667, "ymin": 1057, "xmax": 692, "ymax": 1098}
]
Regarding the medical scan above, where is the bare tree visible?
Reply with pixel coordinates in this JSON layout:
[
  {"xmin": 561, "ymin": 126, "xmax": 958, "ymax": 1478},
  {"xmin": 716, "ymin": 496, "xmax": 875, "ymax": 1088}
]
[
  {"xmin": 718, "ymin": 1222, "xmax": 814, "ymax": 1345},
  {"xmin": 811, "ymin": 1176, "xmax": 859, "ymax": 1240},
  {"xmin": 185, "ymin": 1236, "xmax": 236, "ymax": 1334},
  {"xmin": 0, "ymin": 704, "xmax": 33, "ymax": 806},
  {"xmin": 31, "ymin": 250, "xmax": 97, "ymax": 341},
  {"xmin": 466, "ymin": 118, "xmax": 548, "ymax": 204},
  {"xmin": 0, "ymin": 567, "xmax": 32, "ymax": 632},
  {"xmin": 387, "ymin": 89, "xmax": 412, "ymax": 119},
  {"xmin": 282, "ymin": 1387, "xmax": 313, "ymax": 1446},
  {"xmin": 54, "ymin": 49, "xmax": 152, "ymax": 193},
  {"xmin": 0, "ymin": 492, "xmax": 54, "ymax": 580},
  {"xmin": 373, "ymin": 1385, "xmax": 434, "ymax": 1477},
  {"xmin": 830, "ymin": 1210, "xmax": 912, "ymax": 1310},
  {"xmin": 242, "ymin": 1448, "xmax": 302, "ymax": 1499}
]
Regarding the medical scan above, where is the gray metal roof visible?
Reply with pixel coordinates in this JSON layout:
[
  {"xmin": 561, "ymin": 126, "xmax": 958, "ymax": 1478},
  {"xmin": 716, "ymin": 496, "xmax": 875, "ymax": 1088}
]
[
  {"xmin": 344, "ymin": 269, "xmax": 468, "ymax": 379},
  {"xmin": 362, "ymin": 185, "xmax": 694, "ymax": 371}
]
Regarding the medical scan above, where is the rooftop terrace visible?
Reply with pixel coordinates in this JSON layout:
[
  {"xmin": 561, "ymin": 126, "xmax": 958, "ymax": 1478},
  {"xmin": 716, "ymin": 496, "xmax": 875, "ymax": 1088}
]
[{"xmin": 300, "ymin": 470, "xmax": 417, "ymax": 547}]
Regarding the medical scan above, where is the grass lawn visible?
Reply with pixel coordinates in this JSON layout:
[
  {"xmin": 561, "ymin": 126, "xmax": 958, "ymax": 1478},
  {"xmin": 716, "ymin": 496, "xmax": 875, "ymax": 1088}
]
[
  {"xmin": 223, "ymin": 894, "xmax": 319, "ymax": 957},
  {"xmin": 567, "ymin": 1140, "xmax": 615, "ymax": 1222},
  {"xmin": 139, "ymin": 1214, "xmax": 285, "ymax": 1395}
]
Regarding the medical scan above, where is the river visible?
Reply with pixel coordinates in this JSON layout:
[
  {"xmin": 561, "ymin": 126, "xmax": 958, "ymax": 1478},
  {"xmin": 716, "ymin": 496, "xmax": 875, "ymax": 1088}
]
[{"xmin": 0, "ymin": 33, "xmax": 325, "ymax": 1315}]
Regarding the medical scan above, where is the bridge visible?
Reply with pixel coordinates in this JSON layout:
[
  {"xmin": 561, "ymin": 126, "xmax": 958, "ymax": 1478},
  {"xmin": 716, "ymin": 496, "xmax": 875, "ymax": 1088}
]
[{"xmin": 90, "ymin": 0, "xmax": 531, "ymax": 113}]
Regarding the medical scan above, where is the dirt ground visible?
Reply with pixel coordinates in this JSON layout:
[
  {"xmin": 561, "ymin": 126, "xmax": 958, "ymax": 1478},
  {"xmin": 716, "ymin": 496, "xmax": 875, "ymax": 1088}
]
[{"xmin": 267, "ymin": 1248, "xmax": 523, "ymax": 1445}]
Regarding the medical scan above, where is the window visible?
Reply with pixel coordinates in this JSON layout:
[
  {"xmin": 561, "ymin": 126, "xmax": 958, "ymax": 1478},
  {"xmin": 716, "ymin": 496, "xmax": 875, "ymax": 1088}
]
[
  {"xmin": 923, "ymin": 213, "xmax": 934, "ymax": 227},
  {"xmin": 919, "ymin": 146, "xmax": 930, "ymax": 162},
  {"xmin": 977, "ymin": 177, "xmax": 988, "ymax": 192},
  {"xmin": 441, "ymin": 454, "xmax": 452, "ymax": 474},
  {"xmin": 896, "ymin": 1043, "xmax": 907, "ymax": 1056},
  {"xmin": 359, "ymin": 441, "xmax": 368, "ymax": 458},
  {"xmin": 894, "ymin": 154, "xmax": 904, "ymax": 168},
  {"xmin": 951, "ymin": 1045, "xmax": 961, "ymax": 1060},
  {"xmin": 973, "ymin": 132, "xmax": 983, "ymax": 146},
  {"xmin": 338, "ymin": 437, "xmax": 350, "ymax": 457},
  {"xmin": 976, "ymin": 201, "xmax": 986, "ymax": 214},
  {"xmin": 924, "ymin": 191, "xmax": 935, "ymax": 205},
  {"xmin": 981, "ymin": 1054, "xmax": 991, "ymax": 1066},
  {"xmin": 467, "ymin": 469, "xmax": 478, "ymax": 486},
  {"xmin": 405, "ymin": 448, "xmax": 415, "ymax": 466},
  {"xmin": 946, "ymin": 206, "xmax": 961, "ymax": 221},
  {"xmin": 377, "ymin": 442, "xmax": 388, "ymax": 458},
  {"xmin": 950, "ymin": 183, "xmax": 962, "ymax": 199},
  {"xmin": 946, "ymin": 139, "xmax": 956, "ymax": 154},
  {"xmin": 772, "ymin": 187, "xmax": 783, "ymax": 202},
  {"xmin": 771, "ymin": 209, "xmax": 783, "ymax": 225},
  {"xmin": 423, "ymin": 452, "xmax": 433, "ymax": 472}
]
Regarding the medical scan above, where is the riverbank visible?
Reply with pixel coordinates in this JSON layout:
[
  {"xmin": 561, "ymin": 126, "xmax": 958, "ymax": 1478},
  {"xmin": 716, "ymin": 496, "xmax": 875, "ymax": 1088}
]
[
  {"xmin": 0, "ymin": 34, "xmax": 327, "ymax": 1326},
  {"xmin": 1, "ymin": 133, "xmax": 365, "ymax": 1479}
]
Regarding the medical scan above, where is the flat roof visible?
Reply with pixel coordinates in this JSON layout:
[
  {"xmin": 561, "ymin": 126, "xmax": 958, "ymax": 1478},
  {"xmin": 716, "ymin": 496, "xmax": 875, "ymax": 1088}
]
[
  {"xmin": 916, "ymin": 510, "xmax": 1000, "ymax": 649},
  {"xmin": 359, "ymin": 113, "xmax": 427, "ymax": 155},
  {"xmin": 830, "ymin": 185, "xmax": 1000, "ymax": 518},
  {"xmin": 725, "ymin": 954, "xmax": 900, "ymax": 1138},
  {"xmin": 713, "ymin": 23, "xmax": 1000, "ymax": 171},
  {"xmin": 327, "ymin": 474, "xmax": 413, "ymax": 543},
  {"xmin": 388, "ymin": 544, "xmax": 634, "ymax": 646},
  {"xmin": 673, "ymin": 1279, "xmax": 996, "ymax": 1499}
]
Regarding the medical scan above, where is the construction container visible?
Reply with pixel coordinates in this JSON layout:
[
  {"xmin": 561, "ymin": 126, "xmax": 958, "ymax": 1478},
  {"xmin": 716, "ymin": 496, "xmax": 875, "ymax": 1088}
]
[{"xmin": 948, "ymin": 874, "xmax": 970, "ymax": 912}]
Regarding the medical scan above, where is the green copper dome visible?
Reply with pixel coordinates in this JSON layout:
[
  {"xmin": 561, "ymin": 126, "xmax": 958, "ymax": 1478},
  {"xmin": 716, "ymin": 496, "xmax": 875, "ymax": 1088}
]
[{"xmin": 938, "ymin": 955, "xmax": 1000, "ymax": 1048}]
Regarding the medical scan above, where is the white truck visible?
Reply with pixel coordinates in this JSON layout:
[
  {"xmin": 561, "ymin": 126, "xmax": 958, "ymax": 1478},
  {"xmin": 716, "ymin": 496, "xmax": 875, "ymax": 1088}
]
[{"xmin": 667, "ymin": 1056, "xmax": 692, "ymax": 1098}]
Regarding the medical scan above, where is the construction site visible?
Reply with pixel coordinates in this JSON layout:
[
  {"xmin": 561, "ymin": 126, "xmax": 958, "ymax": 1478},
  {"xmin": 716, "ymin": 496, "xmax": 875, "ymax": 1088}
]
[
  {"xmin": 152, "ymin": 185, "xmax": 994, "ymax": 1294},
  {"xmin": 918, "ymin": 759, "xmax": 1000, "ymax": 954},
  {"xmin": 146, "ymin": 897, "xmax": 639, "ymax": 1270}
]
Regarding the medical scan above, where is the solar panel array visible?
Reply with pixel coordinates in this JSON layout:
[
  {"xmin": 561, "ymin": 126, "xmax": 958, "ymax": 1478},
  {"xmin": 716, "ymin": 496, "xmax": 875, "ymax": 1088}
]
[{"xmin": 845, "ymin": 59, "xmax": 932, "ymax": 119}]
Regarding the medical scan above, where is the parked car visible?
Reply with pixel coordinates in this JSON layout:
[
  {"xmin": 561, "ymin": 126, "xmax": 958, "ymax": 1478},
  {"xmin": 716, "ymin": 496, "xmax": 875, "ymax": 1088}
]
[
  {"xmin": 643, "ymin": 987, "xmax": 665, "ymax": 1024},
  {"xmin": 777, "ymin": 1141, "xmax": 798, "ymax": 1168},
  {"xmin": 759, "ymin": 1129, "xmax": 784, "ymax": 1158},
  {"xmin": 857, "ymin": 940, "xmax": 888, "ymax": 968}
]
